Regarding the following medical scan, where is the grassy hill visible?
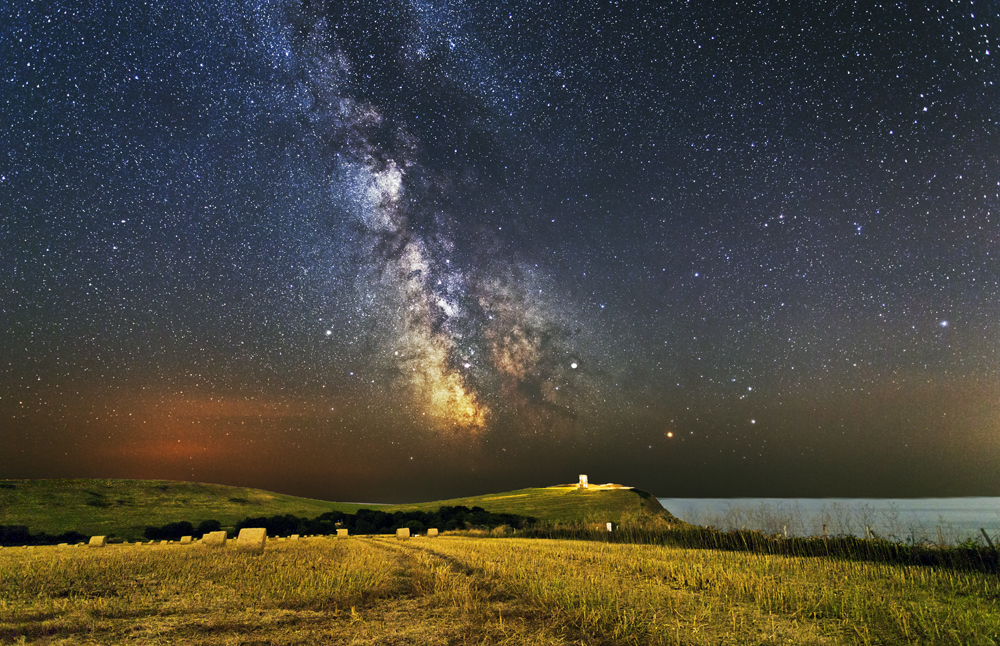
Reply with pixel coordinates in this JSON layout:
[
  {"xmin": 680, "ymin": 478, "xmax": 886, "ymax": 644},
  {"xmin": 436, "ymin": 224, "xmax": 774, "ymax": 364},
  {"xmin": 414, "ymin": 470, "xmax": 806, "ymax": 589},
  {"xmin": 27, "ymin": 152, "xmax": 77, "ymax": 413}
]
[
  {"xmin": 390, "ymin": 486, "xmax": 674, "ymax": 525},
  {"xmin": 0, "ymin": 479, "xmax": 341, "ymax": 540},
  {"xmin": 0, "ymin": 479, "xmax": 677, "ymax": 540}
]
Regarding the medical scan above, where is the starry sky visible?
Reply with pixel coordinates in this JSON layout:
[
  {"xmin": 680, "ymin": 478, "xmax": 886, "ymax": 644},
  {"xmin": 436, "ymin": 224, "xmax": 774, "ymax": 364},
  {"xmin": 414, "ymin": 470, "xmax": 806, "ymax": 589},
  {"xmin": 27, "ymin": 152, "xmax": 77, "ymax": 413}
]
[{"xmin": 2, "ymin": 0, "xmax": 999, "ymax": 502}]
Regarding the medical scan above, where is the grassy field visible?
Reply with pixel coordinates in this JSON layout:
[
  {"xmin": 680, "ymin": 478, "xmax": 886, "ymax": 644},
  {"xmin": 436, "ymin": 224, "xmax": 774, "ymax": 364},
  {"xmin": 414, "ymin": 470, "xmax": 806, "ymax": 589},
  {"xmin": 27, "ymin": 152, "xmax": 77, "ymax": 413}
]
[
  {"xmin": 2, "ymin": 535, "xmax": 997, "ymax": 645},
  {"xmin": 0, "ymin": 480, "xmax": 674, "ymax": 541}
]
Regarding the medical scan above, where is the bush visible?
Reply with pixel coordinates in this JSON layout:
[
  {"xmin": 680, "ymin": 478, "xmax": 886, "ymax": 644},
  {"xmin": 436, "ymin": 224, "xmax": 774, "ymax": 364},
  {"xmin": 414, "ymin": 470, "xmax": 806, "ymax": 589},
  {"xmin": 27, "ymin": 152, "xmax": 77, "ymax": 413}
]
[
  {"xmin": 0, "ymin": 525, "xmax": 31, "ymax": 546},
  {"xmin": 227, "ymin": 506, "xmax": 536, "ymax": 538},
  {"xmin": 0, "ymin": 526, "xmax": 87, "ymax": 546},
  {"xmin": 195, "ymin": 519, "xmax": 221, "ymax": 537},
  {"xmin": 404, "ymin": 519, "xmax": 426, "ymax": 533},
  {"xmin": 234, "ymin": 514, "xmax": 305, "ymax": 537},
  {"xmin": 144, "ymin": 521, "xmax": 194, "ymax": 541}
]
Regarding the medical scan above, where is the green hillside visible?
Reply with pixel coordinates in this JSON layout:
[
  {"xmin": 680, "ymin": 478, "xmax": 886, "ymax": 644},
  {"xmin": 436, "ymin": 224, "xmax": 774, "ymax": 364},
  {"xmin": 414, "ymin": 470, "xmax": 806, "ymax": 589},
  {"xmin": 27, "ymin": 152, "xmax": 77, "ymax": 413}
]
[
  {"xmin": 389, "ymin": 486, "xmax": 674, "ymax": 525},
  {"xmin": 0, "ymin": 479, "xmax": 676, "ymax": 540},
  {"xmin": 0, "ymin": 479, "xmax": 341, "ymax": 540}
]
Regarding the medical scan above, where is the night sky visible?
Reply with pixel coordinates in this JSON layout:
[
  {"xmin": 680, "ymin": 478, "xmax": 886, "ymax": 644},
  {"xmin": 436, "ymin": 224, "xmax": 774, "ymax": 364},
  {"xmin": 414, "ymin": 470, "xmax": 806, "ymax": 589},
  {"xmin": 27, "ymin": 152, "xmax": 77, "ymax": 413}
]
[{"xmin": 2, "ymin": 0, "xmax": 998, "ymax": 502}]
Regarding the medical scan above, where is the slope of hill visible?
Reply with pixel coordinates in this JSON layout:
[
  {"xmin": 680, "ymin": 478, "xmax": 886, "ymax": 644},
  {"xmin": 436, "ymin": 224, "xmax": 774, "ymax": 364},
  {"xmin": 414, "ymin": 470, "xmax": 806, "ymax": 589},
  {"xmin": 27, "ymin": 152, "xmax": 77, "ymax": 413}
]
[
  {"xmin": 0, "ymin": 479, "xmax": 677, "ymax": 540},
  {"xmin": 0, "ymin": 479, "xmax": 340, "ymax": 540},
  {"xmin": 389, "ymin": 485, "xmax": 675, "ymax": 525}
]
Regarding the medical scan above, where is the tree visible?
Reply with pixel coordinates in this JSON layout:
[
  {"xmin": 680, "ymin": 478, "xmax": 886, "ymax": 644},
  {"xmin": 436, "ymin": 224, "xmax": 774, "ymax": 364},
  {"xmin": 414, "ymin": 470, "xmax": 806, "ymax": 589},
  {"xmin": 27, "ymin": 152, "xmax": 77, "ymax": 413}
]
[{"xmin": 195, "ymin": 519, "xmax": 221, "ymax": 537}]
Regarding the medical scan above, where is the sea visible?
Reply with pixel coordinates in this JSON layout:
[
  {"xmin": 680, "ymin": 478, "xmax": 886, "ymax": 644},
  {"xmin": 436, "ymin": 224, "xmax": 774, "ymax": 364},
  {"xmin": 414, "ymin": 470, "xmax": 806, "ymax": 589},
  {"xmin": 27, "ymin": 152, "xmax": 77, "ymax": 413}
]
[{"xmin": 656, "ymin": 497, "xmax": 1000, "ymax": 545}]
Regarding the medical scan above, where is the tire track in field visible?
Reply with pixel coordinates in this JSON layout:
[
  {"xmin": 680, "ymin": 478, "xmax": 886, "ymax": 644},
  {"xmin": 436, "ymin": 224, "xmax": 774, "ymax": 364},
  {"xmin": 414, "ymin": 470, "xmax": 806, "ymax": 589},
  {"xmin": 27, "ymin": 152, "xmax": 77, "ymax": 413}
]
[
  {"xmin": 355, "ymin": 537, "xmax": 584, "ymax": 645},
  {"xmin": 356, "ymin": 536, "xmax": 437, "ymax": 598},
  {"xmin": 389, "ymin": 540, "xmax": 481, "ymax": 577}
]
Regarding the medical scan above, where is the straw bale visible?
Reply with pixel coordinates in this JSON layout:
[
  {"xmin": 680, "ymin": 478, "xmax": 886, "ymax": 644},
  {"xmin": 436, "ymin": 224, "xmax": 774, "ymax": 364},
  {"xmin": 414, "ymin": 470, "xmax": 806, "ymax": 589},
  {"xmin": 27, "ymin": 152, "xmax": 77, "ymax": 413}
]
[
  {"xmin": 88, "ymin": 536, "xmax": 107, "ymax": 548},
  {"xmin": 396, "ymin": 527, "xmax": 410, "ymax": 540},
  {"xmin": 237, "ymin": 527, "xmax": 267, "ymax": 550},
  {"xmin": 427, "ymin": 528, "xmax": 439, "ymax": 537},
  {"xmin": 202, "ymin": 531, "xmax": 228, "ymax": 546},
  {"xmin": 337, "ymin": 528, "xmax": 349, "ymax": 539},
  {"xmin": 180, "ymin": 536, "xmax": 193, "ymax": 544}
]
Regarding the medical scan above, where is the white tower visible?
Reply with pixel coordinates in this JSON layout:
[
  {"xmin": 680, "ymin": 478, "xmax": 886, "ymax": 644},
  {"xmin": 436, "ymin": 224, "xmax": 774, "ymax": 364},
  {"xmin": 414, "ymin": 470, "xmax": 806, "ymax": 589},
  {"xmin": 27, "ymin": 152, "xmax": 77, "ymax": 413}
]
[{"xmin": 578, "ymin": 474, "xmax": 589, "ymax": 489}]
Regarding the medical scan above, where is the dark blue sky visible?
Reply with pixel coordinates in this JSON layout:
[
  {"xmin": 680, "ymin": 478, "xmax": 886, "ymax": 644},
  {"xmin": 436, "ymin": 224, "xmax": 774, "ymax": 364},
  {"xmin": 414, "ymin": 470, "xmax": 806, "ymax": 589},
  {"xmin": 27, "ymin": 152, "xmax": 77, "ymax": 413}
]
[{"xmin": 2, "ymin": 0, "xmax": 998, "ymax": 501}]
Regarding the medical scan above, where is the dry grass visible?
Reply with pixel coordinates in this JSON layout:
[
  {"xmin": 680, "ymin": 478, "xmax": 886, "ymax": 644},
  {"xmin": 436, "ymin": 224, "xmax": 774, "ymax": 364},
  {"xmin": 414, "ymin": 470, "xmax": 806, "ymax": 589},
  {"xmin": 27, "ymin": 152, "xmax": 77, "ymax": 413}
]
[{"xmin": 2, "ymin": 536, "xmax": 998, "ymax": 645}]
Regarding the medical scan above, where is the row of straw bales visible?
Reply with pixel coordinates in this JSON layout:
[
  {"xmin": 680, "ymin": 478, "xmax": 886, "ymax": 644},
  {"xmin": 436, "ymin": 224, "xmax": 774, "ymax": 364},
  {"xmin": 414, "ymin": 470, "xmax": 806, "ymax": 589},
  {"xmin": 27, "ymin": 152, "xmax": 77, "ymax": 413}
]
[
  {"xmin": 76, "ymin": 527, "xmax": 443, "ymax": 549},
  {"xmin": 393, "ymin": 528, "xmax": 439, "ymax": 539},
  {"xmin": 81, "ymin": 529, "xmax": 264, "ymax": 549}
]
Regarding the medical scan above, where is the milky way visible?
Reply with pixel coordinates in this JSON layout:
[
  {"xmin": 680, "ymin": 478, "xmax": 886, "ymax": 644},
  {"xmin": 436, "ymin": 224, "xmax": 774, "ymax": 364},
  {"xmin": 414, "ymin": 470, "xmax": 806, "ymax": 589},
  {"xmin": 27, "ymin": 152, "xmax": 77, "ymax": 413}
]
[
  {"xmin": 1, "ymin": 0, "xmax": 998, "ymax": 500},
  {"xmin": 277, "ymin": 1, "xmax": 594, "ymax": 437}
]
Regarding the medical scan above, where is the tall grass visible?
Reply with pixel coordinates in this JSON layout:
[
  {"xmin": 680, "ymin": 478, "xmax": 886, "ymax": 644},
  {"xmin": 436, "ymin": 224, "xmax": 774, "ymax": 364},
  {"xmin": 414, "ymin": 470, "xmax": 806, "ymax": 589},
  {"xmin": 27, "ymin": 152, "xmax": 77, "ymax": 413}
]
[{"xmin": 516, "ymin": 522, "xmax": 1000, "ymax": 574}]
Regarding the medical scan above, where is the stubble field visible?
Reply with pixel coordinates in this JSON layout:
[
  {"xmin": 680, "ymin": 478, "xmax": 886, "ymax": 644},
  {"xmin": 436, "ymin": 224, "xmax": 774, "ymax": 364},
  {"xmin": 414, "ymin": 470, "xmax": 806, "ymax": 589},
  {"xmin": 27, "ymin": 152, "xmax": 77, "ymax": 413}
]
[{"xmin": 1, "ymin": 535, "xmax": 998, "ymax": 645}]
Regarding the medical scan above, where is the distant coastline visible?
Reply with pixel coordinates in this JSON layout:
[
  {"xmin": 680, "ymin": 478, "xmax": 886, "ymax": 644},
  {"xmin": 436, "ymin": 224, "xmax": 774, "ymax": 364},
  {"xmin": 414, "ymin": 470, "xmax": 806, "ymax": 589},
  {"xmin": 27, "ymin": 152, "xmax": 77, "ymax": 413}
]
[{"xmin": 658, "ymin": 497, "xmax": 1000, "ymax": 545}]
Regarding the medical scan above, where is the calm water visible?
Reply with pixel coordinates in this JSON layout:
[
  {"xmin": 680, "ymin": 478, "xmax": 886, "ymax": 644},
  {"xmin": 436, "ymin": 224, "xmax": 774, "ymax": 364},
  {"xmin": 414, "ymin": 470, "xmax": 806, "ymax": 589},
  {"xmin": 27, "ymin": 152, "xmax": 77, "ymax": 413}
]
[{"xmin": 657, "ymin": 497, "xmax": 1000, "ymax": 544}]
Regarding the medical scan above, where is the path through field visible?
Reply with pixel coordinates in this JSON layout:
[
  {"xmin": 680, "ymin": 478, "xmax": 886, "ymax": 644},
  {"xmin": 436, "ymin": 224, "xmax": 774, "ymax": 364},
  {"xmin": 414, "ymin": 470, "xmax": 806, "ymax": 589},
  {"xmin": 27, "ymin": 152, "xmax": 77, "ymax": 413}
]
[{"xmin": 316, "ymin": 539, "xmax": 588, "ymax": 645}]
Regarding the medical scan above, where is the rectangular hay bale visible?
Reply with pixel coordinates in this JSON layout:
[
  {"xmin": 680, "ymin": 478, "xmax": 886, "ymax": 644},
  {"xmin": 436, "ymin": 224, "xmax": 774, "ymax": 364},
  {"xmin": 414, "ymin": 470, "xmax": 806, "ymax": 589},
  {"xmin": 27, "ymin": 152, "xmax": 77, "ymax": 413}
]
[
  {"xmin": 427, "ymin": 528, "xmax": 439, "ymax": 537},
  {"xmin": 396, "ymin": 527, "xmax": 410, "ymax": 540},
  {"xmin": 289, "ymin": 534, "xmax": 299, "ymax": 540},
  {"xmin": 180, "ymin": 536, "xmax": 192, "ymax": 544},
  {"xmin": 337, "ymin": 528, "xmax": 349, "ymax": 539},
  {"xmin": 88, "ymin": 536, "xmax": 107, "ymax": 548},
  {"xmin": 237, "ymin": 527, "xmax": 267, "ymax": 550}
]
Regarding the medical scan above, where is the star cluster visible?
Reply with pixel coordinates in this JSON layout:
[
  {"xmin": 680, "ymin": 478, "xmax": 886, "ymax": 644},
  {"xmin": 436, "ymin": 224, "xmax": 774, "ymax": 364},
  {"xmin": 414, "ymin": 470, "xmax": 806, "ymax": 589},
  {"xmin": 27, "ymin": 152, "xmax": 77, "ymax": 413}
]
[{"xmin": 2, "ymin": 0, "xmax": 998, "ymax": 500}]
